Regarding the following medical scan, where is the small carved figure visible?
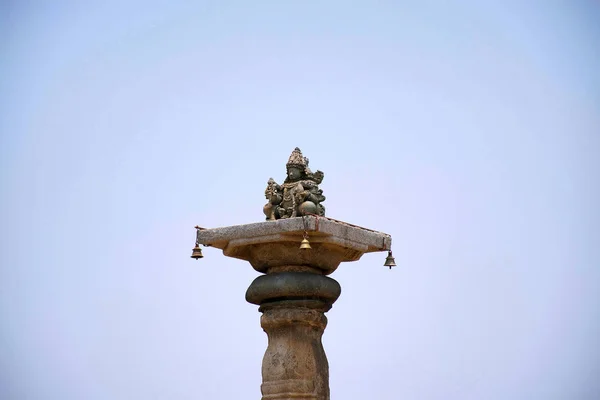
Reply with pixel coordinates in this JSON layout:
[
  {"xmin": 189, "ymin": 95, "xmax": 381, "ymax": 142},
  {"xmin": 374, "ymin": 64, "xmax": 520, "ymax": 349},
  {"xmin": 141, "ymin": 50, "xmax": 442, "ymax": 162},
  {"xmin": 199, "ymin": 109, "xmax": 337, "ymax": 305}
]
[
  {"xmin": 263, "ymin": 147, "xmax": 326, "ymax": 220},
  {"xmin": 263, "ymin": 178, "xmax": 282, "ymax": 220}
]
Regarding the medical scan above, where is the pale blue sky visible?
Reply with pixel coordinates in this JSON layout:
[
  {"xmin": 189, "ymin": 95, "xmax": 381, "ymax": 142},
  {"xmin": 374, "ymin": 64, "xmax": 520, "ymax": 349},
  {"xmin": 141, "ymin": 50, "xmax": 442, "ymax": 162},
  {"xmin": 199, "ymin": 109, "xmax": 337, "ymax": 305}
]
[{"xmin": 1, "ymin": 1, "xmax": 599, "ymax": 399}]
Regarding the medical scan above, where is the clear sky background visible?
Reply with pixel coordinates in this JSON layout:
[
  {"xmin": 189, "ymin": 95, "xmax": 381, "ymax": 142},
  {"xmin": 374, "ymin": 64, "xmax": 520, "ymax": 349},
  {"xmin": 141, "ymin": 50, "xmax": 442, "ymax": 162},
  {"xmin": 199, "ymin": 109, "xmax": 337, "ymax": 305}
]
[{"xmin": 1, "ymin": 1, "xmax": 599, "ymax": 399}]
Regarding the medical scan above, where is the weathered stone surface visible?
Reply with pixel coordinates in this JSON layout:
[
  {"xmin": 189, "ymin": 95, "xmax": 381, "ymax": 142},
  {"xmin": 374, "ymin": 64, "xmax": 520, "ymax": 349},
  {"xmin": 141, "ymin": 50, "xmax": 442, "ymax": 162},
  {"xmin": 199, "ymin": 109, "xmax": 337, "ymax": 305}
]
[
  {"xmin": 196, "ymin": 216, "xmax": 391, "ymax": 274},
  {"xmin": 260, "ymin": 308, "xmax": 330, "ymax": 400}
]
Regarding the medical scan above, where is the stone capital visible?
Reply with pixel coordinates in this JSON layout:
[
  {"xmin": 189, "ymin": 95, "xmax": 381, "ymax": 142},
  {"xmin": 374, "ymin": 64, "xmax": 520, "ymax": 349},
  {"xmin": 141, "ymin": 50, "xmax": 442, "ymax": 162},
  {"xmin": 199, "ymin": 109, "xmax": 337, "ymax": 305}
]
[{"xmin": 196, "ymin": 216, "xmax": 391, "ymax": 274}]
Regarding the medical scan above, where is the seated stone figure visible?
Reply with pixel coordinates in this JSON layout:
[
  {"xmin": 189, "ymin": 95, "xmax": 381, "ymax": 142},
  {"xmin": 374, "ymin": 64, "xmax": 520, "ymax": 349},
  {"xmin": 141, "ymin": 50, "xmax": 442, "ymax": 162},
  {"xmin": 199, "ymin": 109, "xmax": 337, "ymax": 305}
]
[{"xmin": 263, "ymin": 147, "xmax": 326, "ymax": 220}]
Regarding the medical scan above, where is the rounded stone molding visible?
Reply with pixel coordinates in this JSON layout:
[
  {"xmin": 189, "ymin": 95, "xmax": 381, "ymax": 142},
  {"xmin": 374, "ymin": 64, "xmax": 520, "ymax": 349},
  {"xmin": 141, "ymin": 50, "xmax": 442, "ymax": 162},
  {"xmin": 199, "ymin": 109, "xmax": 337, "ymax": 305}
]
[
  {"xmin": 246, "ymin": 272, "xmax": 341, "ymax": 307},
  {"xmin": 261, "ymin": 308, "xmax": 328, "ymax": 331}
]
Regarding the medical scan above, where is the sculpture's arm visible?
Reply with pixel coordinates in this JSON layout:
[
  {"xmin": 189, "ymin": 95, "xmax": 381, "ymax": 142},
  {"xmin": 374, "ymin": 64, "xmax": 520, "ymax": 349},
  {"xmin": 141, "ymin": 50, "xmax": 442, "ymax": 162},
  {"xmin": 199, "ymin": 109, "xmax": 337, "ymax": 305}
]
[{"xmin": 305, "ymin": 192, "xmax": 323, "ymax": 204}]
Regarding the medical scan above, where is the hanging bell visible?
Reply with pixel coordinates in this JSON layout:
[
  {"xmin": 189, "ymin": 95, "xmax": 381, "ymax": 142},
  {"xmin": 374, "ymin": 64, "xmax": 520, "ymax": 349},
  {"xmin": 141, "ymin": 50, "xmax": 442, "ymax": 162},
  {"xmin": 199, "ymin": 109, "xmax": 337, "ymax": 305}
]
[
  {"xmin": 191, "ymin": 243, "xmax": 204, "ymax": 259},
  {"xmin": 299, "ymin": 235, "xmax": 312, "ymax": 250},
  {"xmin": 383, "ymin": 250, "xmax": 396, "ymax": 269}
]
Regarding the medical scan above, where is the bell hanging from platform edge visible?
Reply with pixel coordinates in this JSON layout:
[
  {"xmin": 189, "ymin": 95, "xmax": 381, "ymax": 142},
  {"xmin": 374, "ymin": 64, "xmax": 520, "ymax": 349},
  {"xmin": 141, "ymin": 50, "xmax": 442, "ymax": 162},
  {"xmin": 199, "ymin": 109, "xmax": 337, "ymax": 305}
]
[
  {"xmin": 191, "ymin": 243, "xmax": 204, "ymax": 259},
  {"xmin": 300, "ymin": 237, "xmax": 311, "ymax": 250},
  {"xmin": 384, "ymin": 250, "xmax": 396, "ymax": 269}
]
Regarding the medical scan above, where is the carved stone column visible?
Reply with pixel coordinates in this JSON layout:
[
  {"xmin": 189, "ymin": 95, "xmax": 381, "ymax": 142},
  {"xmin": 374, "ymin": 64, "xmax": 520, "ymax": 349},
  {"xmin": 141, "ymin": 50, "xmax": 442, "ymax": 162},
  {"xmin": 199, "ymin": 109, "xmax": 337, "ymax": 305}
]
[
  {"xmin": 246, "ymin": 271, "xmax": 340, "ymax": 399},
  {"xmin": 196, "ymin": 216, "xmax": 391, "ymax": 400}
]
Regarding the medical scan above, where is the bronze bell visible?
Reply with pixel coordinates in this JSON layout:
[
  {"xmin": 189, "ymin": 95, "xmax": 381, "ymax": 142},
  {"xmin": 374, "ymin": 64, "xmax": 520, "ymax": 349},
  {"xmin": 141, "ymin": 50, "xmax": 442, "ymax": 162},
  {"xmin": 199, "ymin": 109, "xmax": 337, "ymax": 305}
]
[
  {"xmin": 299, "ymin": 236, "xmax": 311, "ymax": 250},
  {"xmin": 383, "ymin": 250, "xmax": 396, "ymax": 269},
  {"xmin": 191, "ymin": 243, "xmax": 203, "ymax": 259}
]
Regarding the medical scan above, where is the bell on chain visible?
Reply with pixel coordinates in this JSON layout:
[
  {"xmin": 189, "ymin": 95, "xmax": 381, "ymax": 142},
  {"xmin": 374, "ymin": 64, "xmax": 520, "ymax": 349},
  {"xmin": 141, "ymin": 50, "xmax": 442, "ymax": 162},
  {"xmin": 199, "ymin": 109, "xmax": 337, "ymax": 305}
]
[
  {"xmin": 299, "ymin": 233, "xmax": 312, "ymax": 250},
  {"xmin": 191, "ymin": 243, "xmax": 204, "ymax": 259},
  {"xmin": 383, "ymin": 250, "xmax": 396, "ymax": 269}
]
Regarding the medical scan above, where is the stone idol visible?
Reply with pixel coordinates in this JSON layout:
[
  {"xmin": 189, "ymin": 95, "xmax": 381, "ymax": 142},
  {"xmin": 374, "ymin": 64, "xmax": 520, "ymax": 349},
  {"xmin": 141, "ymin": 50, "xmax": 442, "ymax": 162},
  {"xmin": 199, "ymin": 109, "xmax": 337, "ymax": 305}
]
[{"xmin": 263, "ymin": 147, "xmax": 326, "ymax": 220}]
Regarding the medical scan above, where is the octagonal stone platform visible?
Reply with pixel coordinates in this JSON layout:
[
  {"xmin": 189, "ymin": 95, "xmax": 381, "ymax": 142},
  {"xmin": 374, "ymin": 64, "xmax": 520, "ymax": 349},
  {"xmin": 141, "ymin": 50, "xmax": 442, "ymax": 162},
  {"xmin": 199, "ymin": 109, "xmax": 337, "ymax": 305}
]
[{"xmin": 196, "ymin": 215, "xmax": 392, "ymax": 275}]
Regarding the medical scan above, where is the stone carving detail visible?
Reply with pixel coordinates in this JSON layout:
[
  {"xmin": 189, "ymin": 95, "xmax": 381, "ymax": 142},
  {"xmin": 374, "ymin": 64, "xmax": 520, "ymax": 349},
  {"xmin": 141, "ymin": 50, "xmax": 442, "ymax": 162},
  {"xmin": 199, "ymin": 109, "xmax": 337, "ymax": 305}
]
[
  {"xmin": 246, "ymin": 272, "xmax": 341, "ymax": 400},
  {"xmin": 260, "ymin": 308, "xmax": 329, "ymax": 400},
  {"xmin": 264, "ymin": 148, "xmax": 326, "ymax": 220}
]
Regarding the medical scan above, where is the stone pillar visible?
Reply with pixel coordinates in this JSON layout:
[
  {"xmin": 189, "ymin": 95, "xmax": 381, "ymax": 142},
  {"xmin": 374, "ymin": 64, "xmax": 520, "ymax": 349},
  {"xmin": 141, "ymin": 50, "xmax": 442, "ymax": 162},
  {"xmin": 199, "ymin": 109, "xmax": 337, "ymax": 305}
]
[
  {"xmin": 246, "ymin": 271, "xmax": 340, "ymax": 399},
  {"xmin": 196, "ymin": 216, "xmax": 392, "ymax": 400}
]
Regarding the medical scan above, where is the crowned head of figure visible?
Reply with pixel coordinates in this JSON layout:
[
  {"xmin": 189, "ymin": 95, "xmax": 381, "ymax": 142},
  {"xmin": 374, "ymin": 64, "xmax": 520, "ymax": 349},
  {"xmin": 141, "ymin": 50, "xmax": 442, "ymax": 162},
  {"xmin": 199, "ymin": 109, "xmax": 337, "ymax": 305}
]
[{"xmin": 285, "ymin": 147, "xmax": 309, "ymax": 182}]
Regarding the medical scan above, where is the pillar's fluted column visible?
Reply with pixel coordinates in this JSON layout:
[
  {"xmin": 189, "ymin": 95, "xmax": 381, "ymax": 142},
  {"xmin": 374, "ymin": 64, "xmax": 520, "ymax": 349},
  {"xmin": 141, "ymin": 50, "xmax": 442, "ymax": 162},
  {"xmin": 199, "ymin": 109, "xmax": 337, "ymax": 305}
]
[{"xmin": 195, "ymin": 217, "xmax": 392, "ymax": 399}]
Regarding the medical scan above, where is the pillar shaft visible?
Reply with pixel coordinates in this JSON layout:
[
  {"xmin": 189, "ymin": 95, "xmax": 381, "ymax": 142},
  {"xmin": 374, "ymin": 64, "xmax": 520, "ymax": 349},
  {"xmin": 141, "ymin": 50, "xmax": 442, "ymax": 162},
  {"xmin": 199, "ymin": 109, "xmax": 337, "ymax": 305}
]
[
  {"xmin": 247, "ymin": 271, "xmax": 341, "ymax": 400},
  {"xmin": 260, "ymin": 308, "xmax": 329, "ymax": 400}
]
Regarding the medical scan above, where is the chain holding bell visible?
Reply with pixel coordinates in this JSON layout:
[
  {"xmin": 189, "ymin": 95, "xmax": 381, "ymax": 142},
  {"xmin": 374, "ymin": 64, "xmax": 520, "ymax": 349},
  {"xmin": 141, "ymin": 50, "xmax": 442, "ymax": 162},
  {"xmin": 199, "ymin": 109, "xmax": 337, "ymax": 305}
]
[
  {"xmin": 383, "ymin": 250, "xmax": 396, "ymax": 269},
  {"xmin": 191, "ymin": 242, "xmax": 204, "ymax": 259}
]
